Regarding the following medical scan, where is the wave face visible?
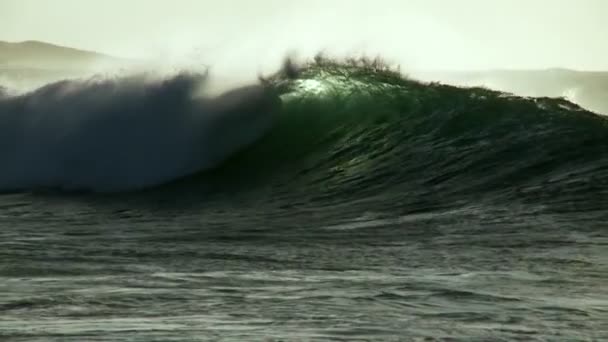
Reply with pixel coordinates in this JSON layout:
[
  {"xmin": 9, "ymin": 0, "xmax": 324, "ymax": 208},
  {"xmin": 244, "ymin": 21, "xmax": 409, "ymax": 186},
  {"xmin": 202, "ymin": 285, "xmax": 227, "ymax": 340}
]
[
  {"xmin": 2, "ymin": 58, "xmax": 608, "ymax": 206},
  {"xmin": 192, "ymin": 58, "xmax": 608, "ymax": 211},
  {"xmin": 0, "ymin": 73, "xmax": 278, "ymax": 192}
]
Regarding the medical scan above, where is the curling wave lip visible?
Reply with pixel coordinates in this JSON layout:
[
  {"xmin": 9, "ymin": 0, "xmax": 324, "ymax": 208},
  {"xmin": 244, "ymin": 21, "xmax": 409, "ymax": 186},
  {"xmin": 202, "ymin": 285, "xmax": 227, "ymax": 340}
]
[{"xmin": 0, "ymin": 75, "xmax": 279, "ymax": 193}]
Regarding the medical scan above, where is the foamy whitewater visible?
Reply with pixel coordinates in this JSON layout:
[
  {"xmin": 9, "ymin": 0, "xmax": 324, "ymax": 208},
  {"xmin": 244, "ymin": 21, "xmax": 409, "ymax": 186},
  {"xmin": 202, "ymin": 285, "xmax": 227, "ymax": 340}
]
[{"xmin": 1, "ymin": 59, "xmax": 607, "ymax": 341}]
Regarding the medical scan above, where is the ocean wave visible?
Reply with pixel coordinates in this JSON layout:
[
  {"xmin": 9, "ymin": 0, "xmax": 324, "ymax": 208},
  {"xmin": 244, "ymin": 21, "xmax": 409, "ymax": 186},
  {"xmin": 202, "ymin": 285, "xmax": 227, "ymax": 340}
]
[{"xmin": 2, "ymin": 57, "xmax": 608, "ymax": 201}]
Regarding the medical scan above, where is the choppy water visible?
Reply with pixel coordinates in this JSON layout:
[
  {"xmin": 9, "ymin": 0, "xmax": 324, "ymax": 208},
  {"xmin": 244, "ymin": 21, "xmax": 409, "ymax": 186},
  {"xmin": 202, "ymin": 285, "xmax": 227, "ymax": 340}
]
[
  {"xmin": 1, "ymin": 195, "xmax": 606, "ymax": 341},
  {"xmin": 1, "ymin": 59, "xmax": 607, "ymax": 340}
]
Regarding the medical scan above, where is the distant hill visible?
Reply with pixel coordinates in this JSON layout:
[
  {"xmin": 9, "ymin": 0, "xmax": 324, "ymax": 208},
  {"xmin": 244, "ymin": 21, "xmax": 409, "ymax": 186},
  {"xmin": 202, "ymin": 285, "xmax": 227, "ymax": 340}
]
[
  {"xmin": 0, "ymin": 40, "xmax": 133, "ymax": 89},
  {"xmin": 0, "ymin": 40, "xmax": 124, "ymax": 70}
]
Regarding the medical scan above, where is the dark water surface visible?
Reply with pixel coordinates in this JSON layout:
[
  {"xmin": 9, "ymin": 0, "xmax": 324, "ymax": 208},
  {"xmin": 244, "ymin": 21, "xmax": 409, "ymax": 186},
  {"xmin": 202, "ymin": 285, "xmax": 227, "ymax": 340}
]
[{"xmin": 1, "ymin": 194, "xmax": 606, "ymax": 341}]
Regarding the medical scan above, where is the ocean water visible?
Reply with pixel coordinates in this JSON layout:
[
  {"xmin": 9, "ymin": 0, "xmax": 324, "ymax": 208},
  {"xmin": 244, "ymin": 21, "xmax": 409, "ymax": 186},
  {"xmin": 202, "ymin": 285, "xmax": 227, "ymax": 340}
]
[{"xmin": 1, "ymin": 59, "xmax": 607, "ymax": 341}]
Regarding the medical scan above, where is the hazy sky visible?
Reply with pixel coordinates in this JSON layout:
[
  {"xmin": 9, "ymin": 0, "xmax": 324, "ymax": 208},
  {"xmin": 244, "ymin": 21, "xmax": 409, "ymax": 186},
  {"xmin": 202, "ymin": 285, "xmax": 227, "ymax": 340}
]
[{"xmin": 2, "ymin": 0, "xmax": 607, "ymax": 71}]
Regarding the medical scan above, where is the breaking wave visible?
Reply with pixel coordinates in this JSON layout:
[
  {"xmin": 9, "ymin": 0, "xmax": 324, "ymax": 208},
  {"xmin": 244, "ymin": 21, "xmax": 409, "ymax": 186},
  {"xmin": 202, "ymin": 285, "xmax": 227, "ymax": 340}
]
[{"xmin": 2, "ymin": 57, "xmax": 608, "ymax": 208}]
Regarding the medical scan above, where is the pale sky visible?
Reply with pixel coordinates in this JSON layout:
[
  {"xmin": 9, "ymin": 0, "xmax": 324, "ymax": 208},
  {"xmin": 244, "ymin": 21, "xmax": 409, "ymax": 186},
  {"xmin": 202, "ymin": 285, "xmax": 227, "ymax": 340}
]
[{"xmin": 1, "ymin": 0, "xmax": 607, "ymax": 71}]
